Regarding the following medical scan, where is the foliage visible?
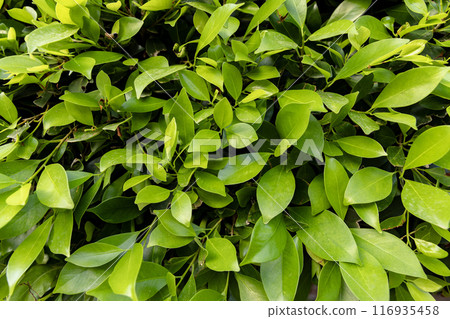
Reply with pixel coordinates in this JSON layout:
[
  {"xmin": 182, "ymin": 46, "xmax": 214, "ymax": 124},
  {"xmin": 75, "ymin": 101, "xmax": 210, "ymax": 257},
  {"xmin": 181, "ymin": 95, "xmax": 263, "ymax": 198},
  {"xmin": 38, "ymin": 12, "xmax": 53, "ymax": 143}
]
[{"xmin": 0, "ymin": 0, "xmax": 449, "ymax": 301}]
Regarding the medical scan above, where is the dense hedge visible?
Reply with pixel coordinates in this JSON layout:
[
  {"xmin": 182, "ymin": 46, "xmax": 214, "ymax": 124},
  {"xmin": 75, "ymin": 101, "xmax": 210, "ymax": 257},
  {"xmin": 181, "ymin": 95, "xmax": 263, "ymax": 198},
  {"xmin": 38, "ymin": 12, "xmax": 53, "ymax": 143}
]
[{"xmin": 0, "ymin": 0, "xmax": 449, "ymax": 301}]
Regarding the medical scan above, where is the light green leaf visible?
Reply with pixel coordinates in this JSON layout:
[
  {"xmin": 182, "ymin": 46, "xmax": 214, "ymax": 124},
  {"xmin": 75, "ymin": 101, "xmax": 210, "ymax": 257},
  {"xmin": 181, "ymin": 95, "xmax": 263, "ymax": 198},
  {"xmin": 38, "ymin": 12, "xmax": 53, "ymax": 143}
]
[
  {"xmin": 196, "ymin": 4, "xmax": 242, "ymax": 55},
  {"xmin": 275, "ymin": 103, "xmax": 311, "ymax": 140},
  {"xmin": 406, "ymin": 282, "xmax": 435, "ymax": 301},
  {"xmin": 255, "ymin": 30, "xmax": 298, "ymax": 54},
  {"xmin": 344, "ymin": 167, "xmax": 393, "ymax": 205},
  {"xmin": 218, "ymin": 153, "xmax": 270, "ymax": 185},
  {"xmin": 309, "ymin": 174, "xmax": 331, "ymax": 215},
  {"xmin": 401, "ymin": 180, "xmax": 450, "ymax": 229},
  {"xmin": 337, "ymin": 136, "xmax": 387, "ymax": 158},
  {"xmin": 134, "ymin": 64, "xmax": 186, "ymax": 98},
  {"xmin": 154, "ymin": 209, "xmax": 196, "ymax": 237},
  {"xmin": 404, "ymin": 126, "xmax": 450, "ymax": 170},
  {"xmin": 7, "ymin": 218, "xmax": 53, "ymax": 295},
  {"xmin": 317, "ymin": 91, "xmax": 349, "ymax": 114},
  {"xmin": 372, "ymin": 67, "xmax": 448, "ymax": 109},
  {"xmin": 414, "ymin": 238, "xmax": 448, "ymax": 259},
  {"xmin": 416, "ymin": 254, "xmax": 450, "ymax": 277},
  {"xmin": 148, "ymin": 224, "xmax": 193, "ymax": 248},
  {"xmin": 340, "ymin": 248, "xmax": 389, "ymax": 301},
  {"xmin": 214, "ymin": 98, "xmax": 233, "ymax": 129},
  {"xmin": 245, "ymin": 0, "xmax": 285, "ymax": 36},
  {"xmin": 167, "ymin": 89, "xmax": 195, "ymax": 146},
  {"xmin": 285, "ymin": 0, "xmax": 307, "ymax": 30},
  {"xmin": 328, "ymin": 0, "xmax": 372, "ymax": 24},
  {"xmin": 294, "ymin": 208, "xmax": 360, "ymax": 263},
  {"xmin": 261, "ymin": 234, "xmax": 299, "ymax": 301},
  {"xmin": 316, "ymin": 262, "xmax": 341, "ymax": 301},
  {"xmin": 235, "ymin": 273, "xmax": 269, "ymax": 301},
  {"xmin": 405, "ymin": 0, "xmax": 428, "ymax": 15},
  {"xmin": 278, "ymin": 90, "xmax": 326, "ymax": 113},
  {"xmin": 48, "ymin": 210, "xmax": 73, "ymax": 257},
  {"xmin": 309, "ymin": 20, "xmax": 353, "ymax": 41},
  {"xmin": 222, "ymin": 63, "xmax": 242, "ymax": 101},
  {"xmin": 353, "ymin": 203, "xmax": 381, "ymax": 233},
  {"xmin": 63, "ymin": 56, "xmax": 95, "ymax": 79},
  {"xmin": 0, "ymin": 93, "xmax": 18, "ymax": 123},
  {"xmin": 66, "ymin": 243, "xmax": 123, "ymax": 268},
  {"xmin": 188, "ymin": 129, "xmax": 221, "ymax": 153},
  {"xmin": 334, "ymin": 38, "xmax": 409, "ymax": 82},
  {"xmin": 140, "ymin": 0, "xmax": 173, "ymax": 11},
  {"xmin": 205, "ymin": 238, "xmax": 240, "ymax": 272},
  {"xmin": 374, "ymin": 112, "xmax": 417, "ymax": 130},
  {"xmin": 36, "ymin": 164, "xmax": 74, "ymax": 209},
  {"xmin": 171, "ymin": 191, "xmax": 192, "ymax": 227},
  {"xmin": 109, "ymin": 243, "xmax": 143, "ymax": 301},
  {"xmin": 196, "ymin": 65, "xmax": 223, "ymax": 91},
  {"xmin": 26, "ymin": 23, "xmax": 79, "ymax": 53},
  {"xmin": 351, "ymin": 228, "xmax": 426, "ymax": 278},
  {"xmin": 135, "ymin": 185, "xmax": 171, "ymax": 205},
  {"xmin": 324, "ymin": 157, "xmax": 349, "ymax": 219},
  {"xmin": 257, "ymin": 165, "xmax": 295, "ymax": 224},
  {"xmin": 195, "ymin": 171, "xmax": 226, "ymax": 197},
  {"xmin": 43, "ymin": 103, "xmax": 75, "ymax": 132},
  {"xmin": 241, "ymin": 215, "xmax": 287, "ymax": 265},
  {"xmin": 225, "ymin": 123, "xmax": 258, "ymax": 149}
]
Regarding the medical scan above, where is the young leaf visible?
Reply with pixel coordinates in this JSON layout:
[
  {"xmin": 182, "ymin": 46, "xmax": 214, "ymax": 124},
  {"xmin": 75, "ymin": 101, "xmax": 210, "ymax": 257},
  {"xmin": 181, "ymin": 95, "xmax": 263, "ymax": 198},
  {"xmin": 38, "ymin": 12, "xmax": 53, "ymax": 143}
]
[
  {"xmin": 205, "ymin": 238, "xmax": 240, "ymax": 272},
  {"xmin": 222, "ymin": 63, "xmax": 242, "ymax": 101},
  {"xmin": 171, "ymin": 191, "xmax": 192, "ymax": 227},
  {"xmin": 36, "ymin": 164, "xmax": 74, "ymax": 209},
  {"xmin": 344, "ymin": 167, "xmax": 393, "ymax": 205},
  {"xmin": 372, "ymin": 67, "xmax": 448, "ymax": 109},
  {"xmin": 48, "ymin": 210, "xmax": 73, "ymax": 257},
  {"xmin": 404, "ymin": 126, "xmax": 450, "ymax": 170},
  {"xmin": 337, "ymin": 136, "xmax": 387, "ymax": 158},
  {"xmin": 25, "ymin": 23, "xmax": 79, "ymax": 52},
  {"xmin": 245, "ymin": 0, "xmax": 285, "ymax": 36},
  {"xmin": 214, "ymin": 98, "xmax": 233, "ymax": 129},
  {"xmin": 275, "ymin": 103, "xmax": 311, "ymax": 140},
  {"xmin": 0, "ymin": 93, "xmax": 18, "ymax": 123},
  {"xmin": 401, "ymin": 180, "xmax": 450, "ymax": 229},
  {"xmin": 108, "ymin": 243, "xmax": 143, "ymax": 301}
]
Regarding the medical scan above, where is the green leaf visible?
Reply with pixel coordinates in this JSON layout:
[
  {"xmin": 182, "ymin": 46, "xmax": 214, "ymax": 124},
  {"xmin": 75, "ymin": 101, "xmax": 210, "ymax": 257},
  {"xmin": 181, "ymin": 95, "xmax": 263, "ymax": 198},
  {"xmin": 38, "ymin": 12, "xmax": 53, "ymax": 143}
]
[
  {"xmin": 351, "ymin": 228, "xmax": 426, "ymax": 278},
  {"xmin": 316, "ymin": 262, "xmax": 341, "ymax": 301},
  {"xmin": 405, "ymin": 0, "xmax": 428, "ymax": 15},
  {"xmin": 135, "ymin": 185, "xmax": 171, "ymax": 205},
  {"xmin": 63, "ymin": 56, "xmax": 95, "ymax": 79},
  {"xmin": 134, "ymin": 64, "xmax": 186, "ymax": 98},
  {"xmin": 334, "ymin": 38, "xmax": 409, "ymax": 82},
  {"xmin": 188, "ymin": 129, "xmax": 221, "ymax": 152},
  {"xmin": 255, "ymin": 30, "xmax": 298, "ymax": 54},
  {"xmin": 222, "ymin": 63, "xmax": 242, "ymax": 101},
  {"xmin": 241, "ymin": 215, "xmax": 287, "ymax": 265},
  {"xmin": 195, "ymin": 171, "xmax": 226, "ymax": 197},
  {"xmin": 6, "ymin": 218, "xmax": 53, "ymax": 295},
  {"xmin": 344, "ymin": 167, "xmax": 393, "ymax": 205},
  {"xmin": 214, "ymin": 98, "xmax": 233, "ymax": 129},
  {"xmin": 196, "ymin": 65, "xmax": 223, "ymax": 91},
  {"xmin": 179, "ymin": 70, "xmax": 210, "ymax": 101},
  {"xmin": 154, "ymin": 209, "xmax": 196, "ymax": 237},
  {"xmin": 340, "ymin": 248, "xmax": 389, "ymax": 301},
  {"xmin": 416, "ymin": 254, "xmax": 450, "ymax": 277},
  {"xmin": 324, "ymin": 157, "xmax": 349, "ymax": 219},
  {"xmin": 225, "ymin": 123, "xmax": 258, "ymax": 149},
  {"xmin": 109, "ymin": 243, "xmax": 143, "ymax": 301},
  {"xmin": 66, "ymin": 243, "xmax": 123, "ymax": 268},
  {"xmin": 275, "ymin": 103, "xmax": 311, "ymax": 140},
  {"xmin": 294, "ymin": 208, "xmax": 360, "ymax": 263},
  {"xmin": 285, "ymin": 0, "xmax": 307, "ymax": 30},
  {"xmin": 36, "ymin": 164, "xmax": 74, "ymax": 209},
  {"xmin": 167, "ymin": 89, "xmax": 195, "ymax": 146},
  {"xmin": 260, "ymin": 234, "xmax": 299, "ymax": 301},
  {"xmin": 140, "ymin": 0, "xmax": 173, "ymax": 11},
  {"xmin": 54, "ymin": 262, "xmax": 113, "ymax": 295},
  {"xmin": 318, "ymin": 91, "xmax": 349, "ymax": 114},
  {"xmin": 205, "ymin": 237, "xmax": 240, "ymax": 272},
  {"xmin": 48, "ymin": 210, "xmax": 73, "ymax": 257},
  {"xmin": 404, "ymin": 126, "xmax": 450, "ymax": 170},
  {"xmin": 401, "ymin": 180, "xmax": 450, "ymax": 229},
  {"xmin": 196, "ymin": 4, "xmax": 242, "ymax": 55},
  {"xmin": 406, "ymin": 282, "xmax": 435, "ymax": 301},
  {"xmin": 113, "ymin": 17, "xmax": 143, "ymax": 43},
  {"xmin": 328, "ymin": 0, "xmax": 372, "ymax": 23},
  {"xmin": 308, "ymin": 20, "xmax": 353, "ymax": 41},
  {"xmin": 257, "ymin": 165, "xmax": 295, "ymax": 223},
  {"xmin": 337, "ymin": 136, "xmax": 387, "ymax": 158},
  {"xmin": 89, "ymin": 197, "xmax": 142, "ymax": 223},
  {"xmin": 309, "ymin": 174, "xmax": 331, "ymax": 215},
  {"xmin": 353, "ymin": 203, "xmax": 381, "ymax": 233},
  {"xmin": 278, "ymin": 90, "xmax": 326, "ymax": 112},
  {"xmin": 0, "ymin": 55, "xmax": 45, "ymax": 74},
  {"xmin": 414, "ymin": 238, "xmax": 448, "ymax": 259},
  {"xmin": 373, "ymin": 112, "xmax": 417, "ymax": 130},
  {"xmin": 218, "ymin": 153, "xmax": 270, "ymax": 185},
  {"xmin": 190, "ymin": 289, "xmax": 226, "ymax": 301},
  {"xmin": 43, "ymin": 103, "xmax": 75, "ymax": 132},
  {"xmin": 0, "ymin": 93, "xmax": 18, "ymax": 123},
  {"xmin": 171, "ymin": 191, "xmax": 192, "ymax": 227},
  {"xmin": 25, "ymin": 23, "xmax": 79, "ymax": 53},
  {"xmin": 245, "ymin": 0, "xmax": 285, "ymax": 36},
  {"xmin": 372, "ymin": 67, "xmax": 448, "ymax": 109},
  {"xmin": 148, "ymin": 224, "xmax": 193, "ymax": 249},
  {"xmin": 235, "ymin": 273, "xmax": 268, "ymax": 301}
]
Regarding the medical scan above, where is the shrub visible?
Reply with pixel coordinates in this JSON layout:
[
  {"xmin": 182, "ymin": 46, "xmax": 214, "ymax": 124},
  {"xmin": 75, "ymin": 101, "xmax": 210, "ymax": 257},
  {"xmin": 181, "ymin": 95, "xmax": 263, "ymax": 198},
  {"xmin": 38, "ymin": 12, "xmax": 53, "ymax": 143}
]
[{"xmin": 0, "ymin": 0, "xmax": 449, "ymax": 301}]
